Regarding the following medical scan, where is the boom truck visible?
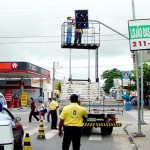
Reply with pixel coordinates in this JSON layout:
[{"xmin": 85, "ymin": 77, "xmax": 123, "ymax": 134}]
[
  {"xmin": 60, "ymin": 80, "xmax": 123, "ymax": 135},
  {"xmin": 60, "ymin": 14, "xmax": 124, "ymax": 135}
]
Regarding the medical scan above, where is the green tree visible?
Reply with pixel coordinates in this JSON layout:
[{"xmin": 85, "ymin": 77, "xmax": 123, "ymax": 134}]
[
  {"xmin": 142, "ymin": 63, "xmax": 150, "ymax": 92},
  {"xmin": 56, "ymin": 82, "xmax": 61, "ymax": 91},
  {"xmin": 101, "ymin": 68, "xmax": 122, "ymax": 94},
  {"xmin": 125, "ymin": 63, "xmax": 150, "ymax": 93}
]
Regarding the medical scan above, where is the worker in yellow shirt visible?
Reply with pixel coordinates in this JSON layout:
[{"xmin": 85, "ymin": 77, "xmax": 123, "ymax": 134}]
[
  {"xmin": 50, "ymin": 97, "xmax": 59, "ymax": 129},
  {"xmin": 72, "ymin": 20, "xmax": 83, "ymax": 45},
  {"xmin": 58, "ymin": 94, "xmax": 88, "ymax": 150},
  {"xmin": 74, "ymin": 28, "xmax": 83, "ymax": 44}
]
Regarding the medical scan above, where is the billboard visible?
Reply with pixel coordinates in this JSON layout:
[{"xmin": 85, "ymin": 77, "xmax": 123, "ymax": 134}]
[
  {"xmin": 122, "ymin": 71, "xmax": 131, "ymax": 79},
  {"xmin": 113, "ymin": 78, "xmax": 122, "ymax": 88},
  {"xmin": 122, "ymin": 71, "xmax": 131, "ymax": 86},
  {"xmin": 128, "ymin": 19, "xmax": 150, "ymax": 51},
  {"xmin": 21, "ymin": 92, "xmax": 28, "ymax": 106}
]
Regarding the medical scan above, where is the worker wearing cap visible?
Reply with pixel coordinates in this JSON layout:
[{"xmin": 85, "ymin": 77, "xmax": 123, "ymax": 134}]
[
  {"xmin": 50, "ymin": 97, "xmax": 59, "ymax": 129},
  {"xmin": 58, "ymin": 94, "xmax": 88, "ymax": 150},
  {"xmin": 0, "ymin": 102, "xmax": 15, "ymax": 128},
  {"xmin": 66, "ymin": 16, "xmax": 73, "ymax": 44}
]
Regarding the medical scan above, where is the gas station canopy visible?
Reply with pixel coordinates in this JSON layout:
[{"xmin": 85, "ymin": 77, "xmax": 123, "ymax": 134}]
[{"xmin": 0, "ymin": 62, "xmax": 50, "ymax": 79}]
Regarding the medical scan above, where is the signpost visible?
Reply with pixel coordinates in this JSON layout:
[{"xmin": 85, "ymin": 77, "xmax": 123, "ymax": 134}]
[
  {"xmin": 129, "ymin": 19, "xmax": 150, "ymax": 51},
  {"xmin": 128, "ymin": 18, "xmax": 146, "ymax": 137}
]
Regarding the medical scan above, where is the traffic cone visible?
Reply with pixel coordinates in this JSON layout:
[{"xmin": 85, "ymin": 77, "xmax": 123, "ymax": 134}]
[
  {"xmin": 23, "ymin": 133, "xmax": 32, "ymax": 150},
  {"xmin": 37, "ymin": 120, "xmax": 46, "ymax": 139}
]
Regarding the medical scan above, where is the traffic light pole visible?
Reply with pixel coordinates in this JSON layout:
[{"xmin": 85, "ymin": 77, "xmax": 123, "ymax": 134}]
[
  {"xmin": 90, "ymin": 5, "xmax": 144, "ymax": 136},
  {"xmin": 90, "ymin": 20, "xmax": 129, "ymax": 40}
]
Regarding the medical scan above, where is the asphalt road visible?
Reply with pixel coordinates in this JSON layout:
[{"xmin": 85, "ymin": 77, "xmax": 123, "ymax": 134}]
[{"xmin": 10, "ymin": 108, "xmax": 139, "ymax": 150}]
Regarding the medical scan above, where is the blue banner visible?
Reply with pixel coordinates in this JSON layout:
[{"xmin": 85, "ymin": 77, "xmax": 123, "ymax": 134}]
[{"xmin": 122, "ymin": 71, "xmax": 131, "ymax": 79}]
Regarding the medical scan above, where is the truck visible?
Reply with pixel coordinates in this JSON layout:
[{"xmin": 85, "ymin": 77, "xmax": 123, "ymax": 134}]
[{"xmin": 60, "ymin": 80, "xmax": 124, "ymax": 135}]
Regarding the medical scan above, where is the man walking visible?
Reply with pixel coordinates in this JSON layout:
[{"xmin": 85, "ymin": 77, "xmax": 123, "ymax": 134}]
[
  {"xmin": 58, "ymin": 94, "xmax": 88, "ymax": 150},
  {"xmin": 29, "ymin": 97, "xmax": 39, "ymax": 122}
]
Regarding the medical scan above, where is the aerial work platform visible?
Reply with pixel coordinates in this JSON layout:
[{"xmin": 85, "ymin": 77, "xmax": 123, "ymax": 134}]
[
  {"xmin": 61, "ymin": 20, "xmax": 100, "ymax": 50},
  {"xmin": 61, "ymin": 10, "xmax": 100, "ymax": 82}
]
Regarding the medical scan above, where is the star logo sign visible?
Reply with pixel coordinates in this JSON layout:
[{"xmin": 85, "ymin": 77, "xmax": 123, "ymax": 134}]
[{"xmin": 11, "ymin": 63, "xmax": 18, "ymax": 69}]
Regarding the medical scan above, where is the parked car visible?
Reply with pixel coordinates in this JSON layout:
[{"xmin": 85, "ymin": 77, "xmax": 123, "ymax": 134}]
[
  {"xmin": 2, "ymin": 107, "xmax": 24, "ymax": 150},
  {"xmin": 0, "ymin": 92, "xmax": 7, "ymax": 108},
  {"xmin": 0, "ymin": 120, "xmax": 14, "ymax": 150}
]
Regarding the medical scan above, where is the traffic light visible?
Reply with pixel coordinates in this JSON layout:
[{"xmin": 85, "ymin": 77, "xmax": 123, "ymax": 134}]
[{"xmin": 75, "ymin": 10, "xmax": 88, "ymax": 29}]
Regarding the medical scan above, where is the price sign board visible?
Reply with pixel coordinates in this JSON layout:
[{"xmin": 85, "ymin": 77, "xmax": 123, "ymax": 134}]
[
  {"xmin": 21, "ymin": 92, "xmax": 28, "ymax": 106},
  {"xmin": 128, "ymin": 19, "xmax": 150, "ymax": 51}
]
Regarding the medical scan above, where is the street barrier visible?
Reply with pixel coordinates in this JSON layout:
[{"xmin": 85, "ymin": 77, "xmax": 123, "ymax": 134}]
[
  {"xmin": 23, "ymin": 133, "xmax": 32, "ymax": 150},
  {"xmin": 37, "ymin": 120, "xmax": 46, "ymax": 139}
]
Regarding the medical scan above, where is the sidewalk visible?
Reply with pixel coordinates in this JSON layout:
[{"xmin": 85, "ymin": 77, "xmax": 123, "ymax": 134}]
[
  {"xmin": 124, "ymin": 107, "xmax": 150, "ymax": 150},
  {"xmin": 125, "ymin": 123, "xmax": 150, "ymax": 150}
]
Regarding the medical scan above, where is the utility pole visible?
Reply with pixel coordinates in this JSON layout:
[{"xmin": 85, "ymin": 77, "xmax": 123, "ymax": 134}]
[
  {"xmin": 95, "ymin": 48, "xmax": 99, "ymax": 82},
  {"xmin": 140, "ymin": 51, "xmax": 146, "ymax": 124},
  {"xmin": 52, "ymin": 61, "xmax": 60, "ymax": 99},
  {"xmin": 52, "ymin": 62, "xmax": 55, "ymax": 99},
  {"xmin": 20, "ymin": 77, "xmax": 24, "ymax": 109},
  {"xmin": 69, "ymin": 49, "xmax": 72, "ymax": 81},
  {"xmin": 131, "ymin": 0, "xmax": 145, "ymax": 137}
]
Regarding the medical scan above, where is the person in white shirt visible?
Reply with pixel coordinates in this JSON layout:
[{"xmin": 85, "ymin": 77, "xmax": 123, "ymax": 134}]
[
  {"xmin": 0, "ymin": 102, "xmax": 15, "ymax": 128},
  {"xmin": 39, "ymin": 103, "xmax": 47, "ymax": 121},
  {"xmin": 39, "ymin": 103, "xmax": 44, "ymax": 120}
]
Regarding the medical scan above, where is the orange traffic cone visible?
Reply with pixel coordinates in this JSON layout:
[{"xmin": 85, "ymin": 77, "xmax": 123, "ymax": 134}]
[
  {"xmin": 23, "ymin": 133, "xmax": 32, "ymax": 150},
  {"xmin": 37, "ymin": 120, "xmax": 46, "ymax": 139}
]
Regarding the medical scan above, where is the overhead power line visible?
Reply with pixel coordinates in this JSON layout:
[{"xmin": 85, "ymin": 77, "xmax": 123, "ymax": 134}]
[
  {"xmin": 0, "ymin": 33, "xmax": 129, "ymax": 39},
  {"xmin": 0, "ymin": 39, "xmax": 128, "ymax": 45},
  {"xmin": 47, "ymin": 64, "xmax": 132, "ymax": 70},
  {"xmin": 0, "ymin": 36, "xmax": 60, "ymax": 38},
  {"xmin": 0, "ymin": 41, "xmax": 60, "ymax": 44}
]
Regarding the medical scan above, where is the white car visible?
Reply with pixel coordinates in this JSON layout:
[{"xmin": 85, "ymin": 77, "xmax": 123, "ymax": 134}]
[
  {"xmin": 0, "ymin": 93, "xmax": 7, "ymax": 108},
  {"xmin": 0, "ymin": 120, "xmax": 14, "ymax": 150}
]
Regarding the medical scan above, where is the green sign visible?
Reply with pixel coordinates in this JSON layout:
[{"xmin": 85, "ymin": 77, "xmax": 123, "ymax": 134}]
[{"xmin": 129, "ymin": 25, "xmax": 150, "ymax": 39}]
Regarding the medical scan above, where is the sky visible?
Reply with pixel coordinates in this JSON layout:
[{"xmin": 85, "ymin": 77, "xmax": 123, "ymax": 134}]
[{"xmin": 0, "ymin": 0, "xmax": 150, "ymax": 84}]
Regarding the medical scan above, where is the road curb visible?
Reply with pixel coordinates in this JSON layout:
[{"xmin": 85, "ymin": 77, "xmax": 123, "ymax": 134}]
[{"xmin": 123, "ymin": 124, "xmax": 139, "ymax": 150}]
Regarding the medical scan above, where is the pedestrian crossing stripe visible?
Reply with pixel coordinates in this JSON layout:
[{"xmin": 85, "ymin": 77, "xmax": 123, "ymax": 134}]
[{"xmin": 83, "ymin": 123, "xmax": 122, "ymax": 127}]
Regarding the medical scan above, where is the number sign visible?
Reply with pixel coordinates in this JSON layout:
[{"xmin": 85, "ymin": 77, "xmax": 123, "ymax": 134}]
[{"xmin": 128, "ymin": 19, "xmax": 150, "ymax": 51}]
